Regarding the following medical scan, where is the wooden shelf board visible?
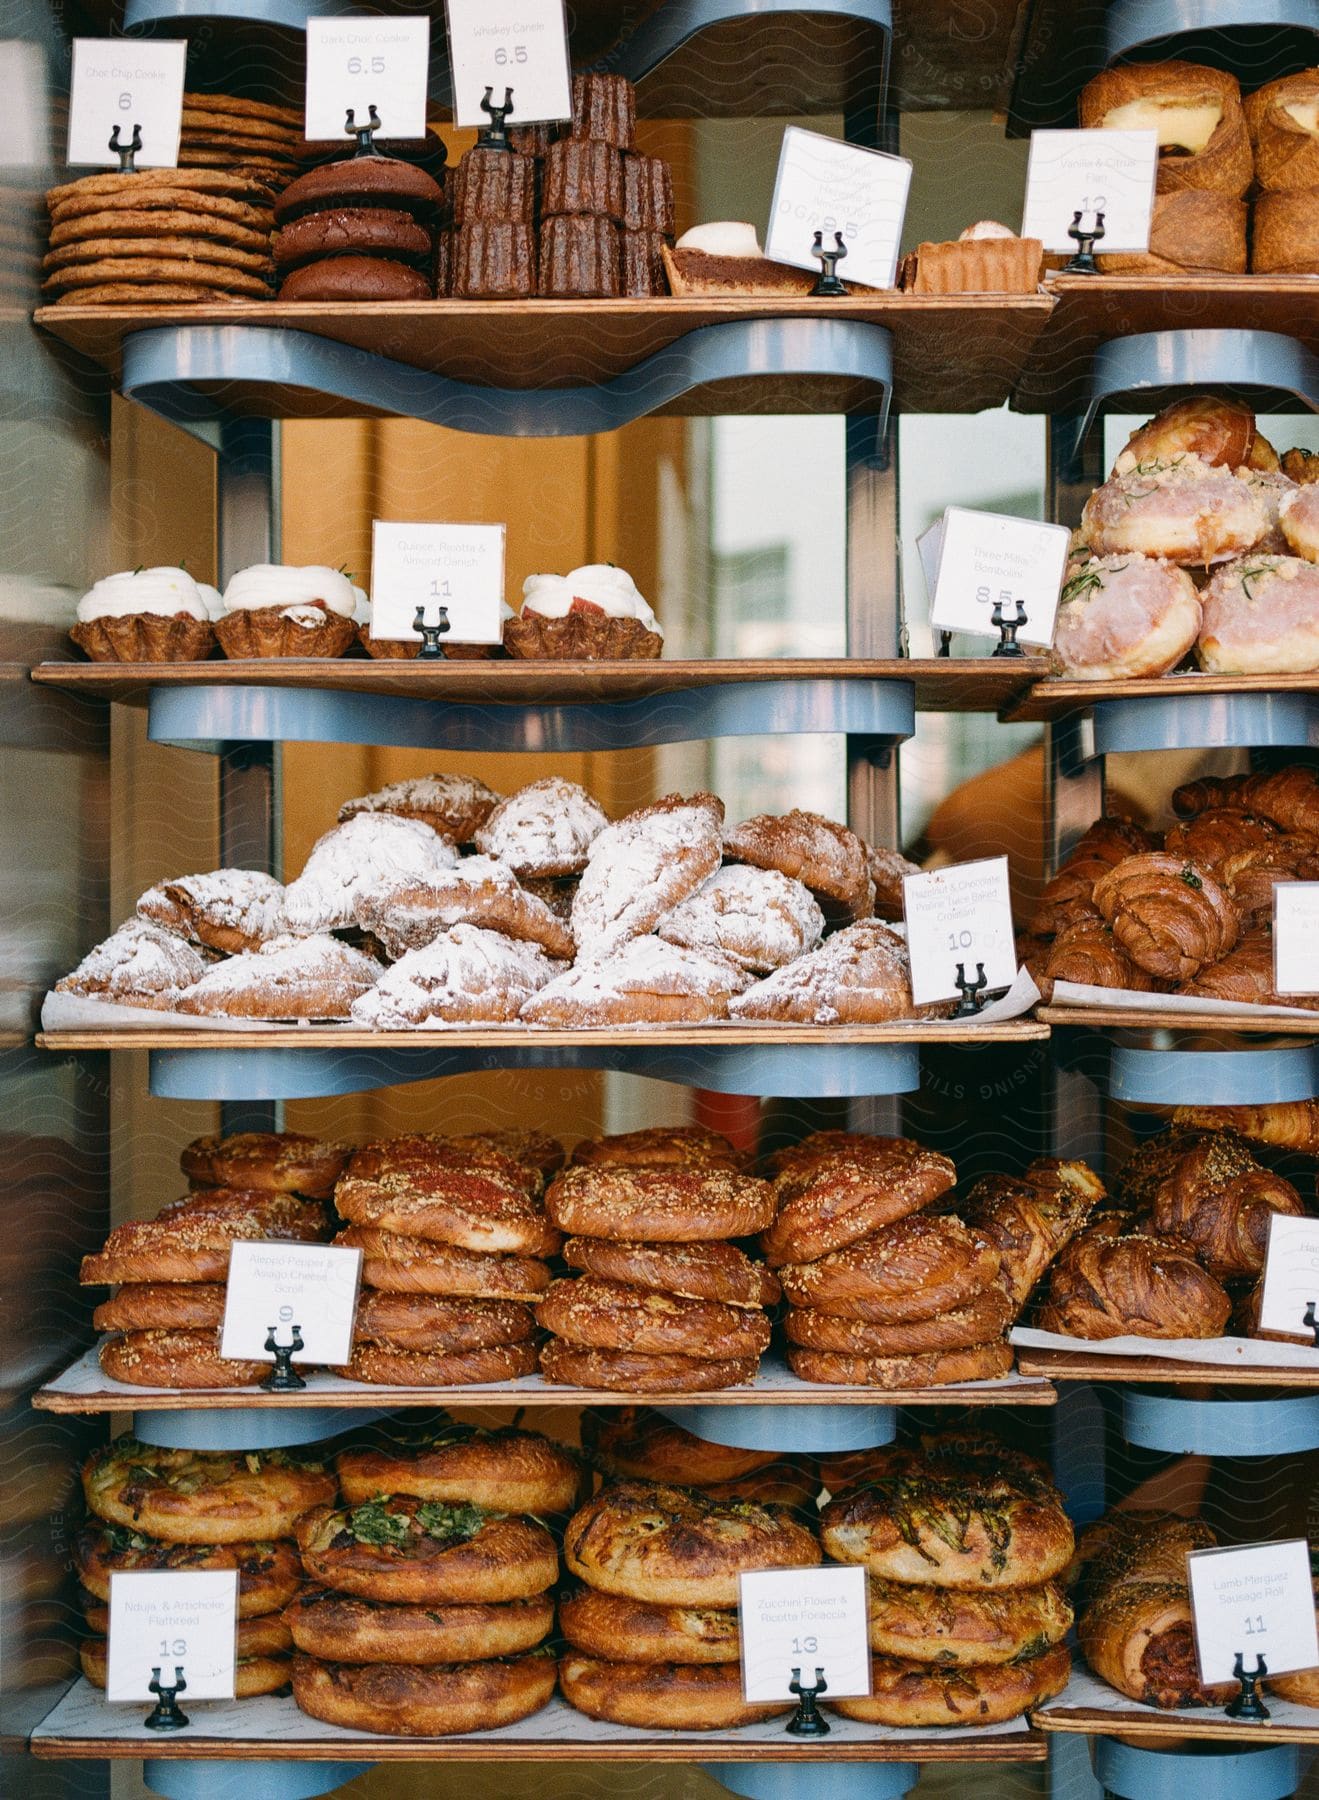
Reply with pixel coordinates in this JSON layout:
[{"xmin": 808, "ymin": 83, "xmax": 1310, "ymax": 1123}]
[
  {"xmin": 34, "ymin": 294, "xmax": 1056, "ymax": 417},
  {"xmin": 1013, "ymin": 275, "xmax": 1319, "ymax": 415},
  {"xmin": 1015, "ymin": 1347, "xmax": 1318, "ymax": 1388},
  {"xmin": 36, "ymin": 1021, "xmax": 1051, "ymax": 1051},
  {"xmin": 1037, "ymin": 1666, "xmax": 1319, "ymax": 1745},
  {"xmin": 33, "ymin": 1347, "xmax": 1056, "ymax": 1413},
  {"xmin": 1008, "ymin": 670, "xmax": 1319, "ymax": 724},
  {"xmin": 30, "ymin": 1683, "xmax": 1046, "ymax": 1762},
  {"xmin": 1038, "ymin": 1004, "xmax": 1318, "ymax": 1039},
  {"xmin": 31, "ymin": 656, "xmax": 1052, "ymax": 715}
]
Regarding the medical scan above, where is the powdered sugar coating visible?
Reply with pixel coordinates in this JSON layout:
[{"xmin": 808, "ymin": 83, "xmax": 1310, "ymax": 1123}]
[
  {"xmin": 283, "ymin": 814, "xmax": 458, "ymax": 932},
  {"xmin": 338, "ymin": 773, "xmax": 501, "ymax": 844},
  {"xmin": 137, "ymin": 869, "xmax": 286, "ymax": 952},
  {"xmin": 176, "ymin": 933, "xmax": 380, "ymax": 1020},
  {"xmin": 354, "ymin": 857, "xmax": 576, "ymax": 961},
  {"xmin": 572, "ymin": 793, "xmax": 724, "ymax": 960},
  {"xmin": 730, "ymin": 920, "xmax": 922, "ymax": 1025},
  {"xmin": 475, "ymin": 778, "xmax": 609, "ymax": 879},
  {"xmin": 56, "ymin": 917, "xmax": 212, "ymax": 1009},
  {"xmin": 522, "ymin": 934, "xmax": 750, "ymax": 1027},
  {"xmin": 351, "ymin": 923, "xmax": 565, "ymax": 1027},
  {"xmin": 656, "ymin": 864, "xmax": 824, "ymax": 972}
]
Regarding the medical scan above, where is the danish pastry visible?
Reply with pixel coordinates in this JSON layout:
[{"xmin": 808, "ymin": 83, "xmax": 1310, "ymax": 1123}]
[
  {"xmin": 98, "ymin": 1329, "xmax": 265, "ymax": 1389},
  {"xmin": 1163, "ymin": 806, "xmax": 1279, "ymax": 872},
  {"xmin": 655, "ymin": 863, "xmax": 824, "ymax": 972},
  {"xmin": 349, "ymin": 924, "xmax": 565, "ymax": 1028},
  {"xmin": 865, "ymin": 1577, "xmax": 1072, "ymax": 1666},
  {"xmin": 1221, "ymin": 837, "xmax": 1319, "ymax": 920},
  {"xmin": 344, "ymin": 1133, "xmax": 545, "ymax": 1195},
  {"xmin": 474, "ymin": 777, "xmax": 609, "ymax": 878},
  {"xmin": 176, "ymin": 933, "xmax": 380, "ymax": 1020},
  {"xmin": 960, "ymin": 1156, "xmax": 1106, "ymax": 1306},
  {"xmin": 784, "ymin": 1288, "xmax": 1012, "ymax": 1354},
  {"xmin": 1145, "ymin": 1130, "xmax": 1306, "ymax": 1277},
  {"xmin": 570, "ymin": 791, "xmax": 725, "ymax": 959},
  {"xmin": 569, "ymin": 1125, "xmax": 744, "ymax": 1170},
  {"xmin": 81, "ymin": 1192, "xmax": 329, "ymax": 1285},
  {"xmin": 1080, "ymin": 62, "xmax": 1252, "ymax": 198},
  {"xmin": 137, "ymin": 869, "xmax": 286, "ymax": 953},
  {"xmin": 92, "ymin": 1282, "xmax": 226, "ymax": 1331},
  {"xmin": 338, "ymin": 773, "xmax": 500, "ymax": 845},
  {"xmin": 282, "ymin": 813, "xmax": 457, "ymax": 932},
  {"xmin": 353, "ymin": 1290, "xmax": 534, "ymax": 1352},
  {"xmin": 722, "ymin": 808, "xmax": 873, "ymax": 923},
  {"xmin": 353, "ymin": 859, "xmax": 576, "ymax": 962}
]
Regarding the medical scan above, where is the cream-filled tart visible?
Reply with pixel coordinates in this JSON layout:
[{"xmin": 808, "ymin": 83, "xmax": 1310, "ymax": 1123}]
[
  {"xmin": 216, "ymin": 563, "xmax": 358, "ymax": 658},
  {"xmin": 504, "ymin": 565, "xmax": 664, "ymax": 661},
  {"xmin": 70, "ymin": 567, "xmax": 217, "ymax": 663}
]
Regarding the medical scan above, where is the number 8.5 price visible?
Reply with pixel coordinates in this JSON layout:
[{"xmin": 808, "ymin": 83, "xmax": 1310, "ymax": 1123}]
[{"xmin": 347, "ymin": 55, "xmax": 385, "ymax": 76}]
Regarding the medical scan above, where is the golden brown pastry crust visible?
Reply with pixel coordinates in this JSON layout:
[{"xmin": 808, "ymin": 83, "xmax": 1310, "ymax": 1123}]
[
  {"xmin": 1039, "ymin": 1215, "xmax": 1232, "ymax": 1339},
  {"xmin": 336, "ymin": 1425, "xmax": 581, "ymax": 1514},
  {"xmin": 545, "ymin": 1164, "xmax": 774, "ymax": 1242},
  {"xmin": 291, "ymin": 1650, "xmax": 557, "ymax": 1736},
  {"xmin": 337, "ymin": 774, "xmax": 500, "ymax": 845},
  {"xmin": 353, "ymin": 867, "xmax": 576, "ymax": 963},
  {"xmin": 1246, "ymin": 69, "xmax": 1319, "ymax": 189},
  {"xmin": 137, "ymin": 871, "xmax": 287, "ymax": 954},
  {"xmin": 777, "ymin": 1214, "xmax": 1000, "ymax": 1323},
  {"xmin": 784, "ymin": 1288, "xmax": 1013, "ymax": 1354},
  {"xmin": 335, "ymin": 1167, "xmax": 562, "ymax": 1258},
  {"xmin": 98, "ymin": 1329, "xmax": 265, "ymax": 1389},
  {"xmin": 1081, "ymin": 1579, "xmax": 1233, "ymax": 1708},
  {"xmin": 81, "ymin": 1637, "xmax": 290, "ymax": 1696},
  {"xmin": 333, "ymin": 1340, "xmax": 540, "ymax": 1387},
  {"xmin": 296, "ymin": 1498, "xmax": 558, "ymax": 1603},
  {"xmin": 504, "ymin": 611, "xmax": 662, "ymax": 660},
  {"xmin": 1145, "ymin": 1131, "xmax": 1306, "ymax": 1277},
  {"xmin": 831, "ymin": 1644, "xmax": 1071, "ymax": 1726},
  {"xmin": 81, "ymin": 1190, "xmax": 330, "ymax": 1286},
  {"xmin": 1093, "ymin": 852, "xmax": 1240, "ymax": 983},
  {"xmin": 570, "ymin": 1125, "xmax": 744, "ymax": 1170},
  {"xmin": 1178, "ymin": 926, "xmax": 1319, "ymax": 1008},
  {"xmin": 181, "ymin": 1130, "xmax": 350, "ymax": 1197},
  {"xmin": 1171, "ymin": 1098, "xmax": 1319, "ymax": 1152},
  {"xmin": 866, "ymin": 1577, "xmax": 1072, "ymax": 1664},
  {"xmin": 1097, "ymin": 189, "xmax": 1246, "ymax": 275},
  {"xmin": 786, "ymin": 1339, "xmax": 1013, "ymax": 1388},
  {"xmin": 960, "ymin": 1156, "xmax": 1107, "ymax": 1307},
  {"xmin": 564, "ymin": 1481, "xmax": 821, "ymax": 1605},
  {"xmin": 82, "ymin": 1440, "xmax": 334, "ymax": 1544},
  {"xmin": 71, "ymin": 613, "xmax": 216, "ymax": 663},
  {"xmin": 539, "ymin": 1338, "xmax": 759, "ymax": 1393},
  {"xmin": 821, "ymin": 1477, "xmax": 1074, "ymax": 1588},
  {"xmin": 570, "ymin": 791, "xmax": 725, "ymax": 958},
  {"xmin": 537, "ymin": 1275, "xmax": 771, "ymax": 1360},
  {"xmin": 1079, "ymin": 60, "xmax": 1252, "ymax": 198},
  {"xmin": 1117, "ymin": 398, "xmax": 1259, "ymax": 474},
  {"xmin": 559, "ymin": 1583, "xmax": 740, "ymax": 1664},
  {"xmin": 729, "ymin": 919, "xmax": 943, "ymax": 1025},
  {"xmin": 1220, "ymin": 837, "xmax": 1319, "ymax": 921},
  {"xmin": 333, "ymin": 1227, "xmax": 552, "ymax": 1300},
  {"xmin": 558, "ymin": 1651, "xmax": 789, "ymax": 1728},
  {"xmin": 284, "ymin": 1588, "xmax": 554, "ymax": 1664},
  {"xmin": 1163, "ymin": 806, "xmax": 1279, "ymax": 872},
  {"xmin": 1267, "ymin": 1663, "xmax": 1319, "ymax": 1706},
  {"xmin": 1042, "ymin": 915, "xmax": 1159, "ymax": 995},
  {"xmin": 74, "ymin": 1526, "xmax": 302, "ymax": 1615},
  {"xmin": 344, "ymin": 1135, "xmax": 544, "ymax": 1195},
  {"xmin": 580, "ymin": 1406, "xmax": 783, "ymax": 1485},
  {"xmin": 761, "ymin": 1139, "xmax": 956, "ymax": 1267},
  {"xmin": 353, "ymin": 1291, "xmax": 534, "ymax": 1352},
  {"xmin": 563, "ymin": 1237, "xmax": 780, "ymax": 1309},
  {"xmin": 92, "ymin": 1283, "xmax": 226, "ymax": 1331},
  {"xmin": 214, "ymin": 605, "xmax": 355, "ymax": 659},
  {"xmin": 722, "ymin": 808, "xmax": 874, "ymax": 923}
]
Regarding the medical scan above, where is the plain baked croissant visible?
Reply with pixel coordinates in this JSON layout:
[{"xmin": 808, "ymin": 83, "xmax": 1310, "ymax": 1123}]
[
  {"xmin": 1145, "ymin": 1130, "xmax": 1307, "ymax": 1278},
  {"xmin": 961, "ymin": 1157, "xmax": 1106, "ymax": 1307},
  {"xmin": 1162, "ymin": 806, "xmax": 1278, "ymax": 873},
  {"xmin": 1042, "ymin": 914, "xmax": 1159, "ymax": 994},
  {"xmin": 1092, "ymin": 852, "xmax": 1240, "ymax": 982},
  {"xmin": 1172, "ymin": 1097, "xmax": 1319, "ymax": 1153},
  {"xmin": 1028, "ymin": 817, "xmax": 1155, "ymax": 937},
  {"xmin": 1038, "ymin": 1213, "xmax": 1231, "ymax": 1339}
]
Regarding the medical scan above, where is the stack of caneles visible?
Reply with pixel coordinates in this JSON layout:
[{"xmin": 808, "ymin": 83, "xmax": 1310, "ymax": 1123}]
[
  {"xmin": 288, "ymin": 1423, "xmax": 570, "ymax": 1735},
  {"xmin": 77, "ymin": 1432, "xmax": 334, "ymax": 1697},
  {"xmin": 818, "ymin": 1433, "xmax": 1074, "ymax": 1726},
  {"xmin": 81, "ymin": 1130, "xmax": 346, "ymax": 1388},
  {"xmin": 582, "ymin": 1404, "xmax": 820, "ymax": 1509},
  {"xmin": 332, "ymin": 1128, "xmax": 564, "ymax": 1386},
  {"xmin": 273, "ymin": 145, "xmax": 447, "ymax": 302},
  {"xmin": 558, "ymin": 1477, "xmax": 822, "ymax": 1729},
  {"xmin": 766, "ymin": 1131, "xmax": 1010, "ymax": 1389},
  {"xmin": 535, "ymin": 1126, "xmax": 777, "ymax": 1393}
]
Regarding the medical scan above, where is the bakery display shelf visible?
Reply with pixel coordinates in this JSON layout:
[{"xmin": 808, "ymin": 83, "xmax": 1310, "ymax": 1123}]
[
  {"xmin": 30, "ymin": 1682, "xmax": 1045, "ymax": 1763},
  {"xmin": 1051, "ymin": 1034, "xmax": 1319, "ymax": 1108},
  {"xmin": 1012, "ymin": 277, "xmax": 1319, "ymax": 416},
  {"xmin": 1036, "ymin": 1664, "xmax": 1319, "ymax": 1747},
  {"xmin": 34, "ymin": 297, "xmax": 1055, "ymax": 424},
  {"xmin": 37, "ymin": 1023, "xmax": 1049, "ymax": 1051},
  {"xmin": 32, "ymin": 656, "xmax": 1051, "ymax": 717},
  {"xmin": 1041, "ymin": 1005, "xmax": 1319, "ymax": 1038},
  {"xmin": 1009, "ymin": 671, "xmax": 1319, "ymax": 726},
  {"xmin": 33, "ymin": 1346, "xmax": 1056, "ymax": 1414},
  {"xmin": 1014, "ymin": 1347, "xmax": 1319, "ymax": 1389}
]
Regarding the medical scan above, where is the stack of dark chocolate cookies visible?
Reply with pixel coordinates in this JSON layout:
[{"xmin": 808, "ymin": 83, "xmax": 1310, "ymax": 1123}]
[{"xmin": 273, "ymin": 149, "xmax": 447, "ymax": 301}]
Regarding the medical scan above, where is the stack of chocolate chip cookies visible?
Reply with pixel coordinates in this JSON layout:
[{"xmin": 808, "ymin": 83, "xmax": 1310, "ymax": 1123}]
[
  {"xmin": 43, "ymin": 167, "xmax": 276, "ymax": 305},
  {"xmin": 273, "ymin": 148, "xmax": 447, "ymax": 301},
  {"xmin": 180, "ymin": 92, "xmax": 307, "ymax": 190},
  {"xmin": 331, "ymin": 1129, "xmax": 564, "ymax": 1384},
  {"xmin": 536, "ymin": 1125, "xmax": 778, "ymax": 1392}
]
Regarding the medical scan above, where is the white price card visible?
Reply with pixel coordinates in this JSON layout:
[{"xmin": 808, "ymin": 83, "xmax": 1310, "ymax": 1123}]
[
  {"xmin": 107, "ymin": 1569, "xmax": 238, "ymax": 1702},
  {"xmin": 738, "ymin": 1565, "xmax": 871, "ymax": 1703},
  {"xmin": 67, "ymin": 39, "xmax": 185, "ymax": 169},
  {"xmin": 305, "ymin": 16, "xmax": 430, "ymax": 142},
  {"xmin": 1257, "ymin": 1214, "xmax": 1319, "ymax": 1344},
  {"xmin": 1273, "ymin": 884, "xmax": 1319, "ymax": 995},
  {"xmin": 370, "ymin": 520, "xmax": 507, "ymax": 644},
  {"xmin": 444, "ymin": 0, "xmax": 573, "ymax": 129},
  {"xmin": 1021, "ymin": 128, "xmax": 1158, "ymax": 254},
  {"xmin": 903, "ymin": 855, "xmax": 1016, "ymax": 1008},
  {"xmin": 1188, "ymin": 1539, "xmax": 1319, "ymax": 1686},
  {"xmin": 220, "ymin": 1240, "xmax": 362, "ymax": 1365},
  {"xmin": 929, "ymin": 506, "xmax": 1072, "ymax": 650},
  {"xmin": 766, "ymin": 126, "xmax": 912, "ymax": 291}
]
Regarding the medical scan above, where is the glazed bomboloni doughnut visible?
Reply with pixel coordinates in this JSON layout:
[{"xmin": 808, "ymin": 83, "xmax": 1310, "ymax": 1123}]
[
  {"xmin": 761, "ymin": 1138, "xmax": 957, "ymax": 1266},
  {"xmin": 564, "ymin": 1481, "xmax": 821, "ymax": 1605},
  {"xmin": 1080, "ymin": 455, "xmax": 1269, "ymax": 565},
  {"xmin": 180, "ymin": 1130, "xmax": 351, "ymax": 1197},
  {"xmin": 1053, "ymin": 554, "xmax": 1202, "ymax": 680},
  {"xmin": 545, "ymin": 1164, "xmax": 775, "ymax": 1241},
  {"xmin": 291, "ymin": 1650, "xmax": 557, "ymax": 1737},
  {"xmin": 83, "ymin": 1439, "xmax": 335, "ymax": 1543},
  {"xmin": 563, "ymin": 1237, "xmax": 781, "ymax": 1309},
  {"xmin": 334, "ymin": 1164, "xmax": 562, "ymax": 1257},
  {"xmin": 559, "ymin": 1652, "xmax": 789, "ymax": 1729},
  {"xmin": 284, "ymin": 1588, "xmax": 556, "ymax": 1664},
  {"xmin": 535, "ymin": 1275, "xmax": 773, "ymax": 1360},
  {"xmin": 296, "ymin": 1496, "xmax": 559, "ymax": 1603},
  {"xmin": 722, "ymin": 808, "xmax": 874, "ymax": 923},
  {"xmin": 1197, "ymin": 555, "xmax": 1319, "ymax": 673},
  {"xmin": 821, "ymin": 1474, "xmax": 1075, "ymax": 1589},
  {"xmin": 335, "ymin": 1421, "xmax": 581, "ymax": 1514}
]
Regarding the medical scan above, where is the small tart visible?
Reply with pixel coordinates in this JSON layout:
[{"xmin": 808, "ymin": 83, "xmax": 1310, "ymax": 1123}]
[
  {"xmin": 291, "ymin": 1649, "xmax": 556, "ymax": 1737},
  {"xmin": 71, "ymin": 613, "xmax": 216, "ymax": 663},
  {"xmin": 504, "ymin": 611, "xmax": 662, "ymax": 660},
  {"xmin": 214, "ymin": 603, "xmax": 356, "ymax": 658},
  {"xmin": 336, "ymin": 1423, "xmax": 581, "ymax": 1514},
  {"xmin": 559, "ymin": 1584, "xmax": 740, "ymax": 1664},
  {"xmin": 295, "ymin": 1496, "xmax": 558, "ymax": 1603}
]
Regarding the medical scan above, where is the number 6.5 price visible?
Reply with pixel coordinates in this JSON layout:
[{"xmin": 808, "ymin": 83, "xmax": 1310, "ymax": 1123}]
[
  {"xmin": 347, "ymin": 55, "xmax": 385, "ymax": 75},
  {"xmin": 494, "ymin": 45, "xmax": 528, "ymax": 65}
]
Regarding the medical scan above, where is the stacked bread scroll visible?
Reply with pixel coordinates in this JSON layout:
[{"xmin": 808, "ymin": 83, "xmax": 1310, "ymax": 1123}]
[
  {"xmin": 288, "ymin": 1427, "xmax": 562, "ymax": 1736},
  {"xmin": 77, "ymin": 1433, "xmax": 335, "ymax": 1696},
  {"xmin": 818, "ymin": 1434, "xmax": 1073, "ymax": 1724},
  {"xmin": 1052, "ymin": 396, "xmax": 1319, "ymax": 681},
  {"xmin": 1020, "ymin": 765, "xmax": 1319, "ymax": 1008},
  {"xmin": 558, "ymin": 1479, "xmax": 821, "ymax": 1728},
  {"xmin": 332, "ymin": 1129, "xmax": 565, "ymax": 1386},
  {"xmin": 537, "ymin": 1127, "xmax": 777, "ymax": 1392},
  {"xmin": 79, "ymin": 1131, "xmax": 344, "ymax": 1387},
  {"xmin": 765, "ymin": 1130, "xmax": 1017, "ymax": 1388}
]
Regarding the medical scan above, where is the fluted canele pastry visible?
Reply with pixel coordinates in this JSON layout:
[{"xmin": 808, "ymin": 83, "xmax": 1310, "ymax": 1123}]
[
  {"xmin": 569, "ymin": 73, "xmax": 636, "ymax": 150},
  {"xmin": 1038, "ymin": 1214, "xmax": 1232, "ymax": 1339},
  {"xmin": 621, "ymin": 228, "xmax": 668, "ymax": 295},
  {"xmin": 450, "ymin": 222, "xmax": 536, "ymax": 297},
  {"xmin": 541, "ymin": 140, "xmax": 625, "ymax": 220},
  {"xmin": 538, "ymin": 215, "xmax": 621, "ymax": 296},
  {"xmin": 1079, "ymin": 60, "xmax": 1253, "ymax": 197},
  {"xmin": 450, "ymin": 147, "xmax": 536, "ymax": 224},
  {"xmin": 621, "ymin": 154, "xmax": 675, "ymax": 233}
]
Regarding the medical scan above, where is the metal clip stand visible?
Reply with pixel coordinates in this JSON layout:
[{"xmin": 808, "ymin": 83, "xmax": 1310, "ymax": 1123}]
[
  {"xmin": 145, "ymin": 1667, "xmax": 189, "ymax": 1731},
  {"xmin": 991, "ymin": 596, "xmax": 1027, "ymax": 658},
  {"xmin": 810, "ymin": 230, "xmax": 849, "ymax": 297},
  {"xmin": 109, "ymin": 124, "xmax": 142, "ymax": 173},
  {"xmin": 1063, "ymin": 208, "xmax": 1106, "ymax": 275},
  {"xmin": 786, "ymin": 1666, "xmax": 830, "ymax": 1737},
  {"xmin": 1225, "ymin": 1652, "xmax": 1270, "ymax": 1721},
  {"xmin": 954, "ymin": 962, "xmax": 988, "ymax": 1017},
  {"xmin": 477, "ymin": 87, "xmax": 516, "ymax": 151},
  {"xmin": 261, "ymin": 1325, "xmax": 307, "ymax": 1393},
  {"xmin": 413, "ymin": 605, "xmax": 451, "ymax": 659},
  {"xmin": 1304, "ymin": 1301, "xmax": 1319, "ymax": 1347},
  {"xmin": 936, "ymin": 630, "xmax": 953, "ymax": 658},
  {"xmin": 345, "ymin": 105, "xmax": 383, "ymax": 158}
]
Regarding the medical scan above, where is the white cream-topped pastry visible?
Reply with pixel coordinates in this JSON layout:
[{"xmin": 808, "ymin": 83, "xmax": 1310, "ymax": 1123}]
[
  {"xmin": 674, "ymin": 221, "xmax": 764, "ymax": 258},
  {"xmin": 351, "ymin": 585, "xmax": 371, "ymax": 626},
  {"xmin": 521, "ymin": 564, "xmax": 662, "ymax": 636},
  {"xmin": 76, "ymin": 568, "xmax": 210, "ymax": 622},
  {"xmin": 197, "ymin": 583, "xmax": 225, "ymax": 620},
  {"xmin": 221, "ymin": 564, "xmax": 358, "ymax": 617},
  {"xmin": 959, "ymin": 220, "xmax": 1016, "ymax": 240}
]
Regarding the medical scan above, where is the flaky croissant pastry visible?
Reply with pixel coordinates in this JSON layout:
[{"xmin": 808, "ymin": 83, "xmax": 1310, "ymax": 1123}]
[
  {"xmin": 1042, "ymin": 914, "xmax": 1160, "ymax": 994},
  {"xmin": 1172, "ymin": 1097, "xmax": 1319, "ymax": 1153},
  {"xmin": 1038, "ymin": 1213, "xmax": 1231, "ymax": 1339},
  {"xmin": 961, "ymin": 1157, "xmax": 1106, "ymax": 1307},
  {"xmin": 1146, "ymin": 1130, "xmax": 1307, "ymax": 1278},
  {"xmin": 1092, "ymin": 852, "xmax": 1240, "ymax": 983}
]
